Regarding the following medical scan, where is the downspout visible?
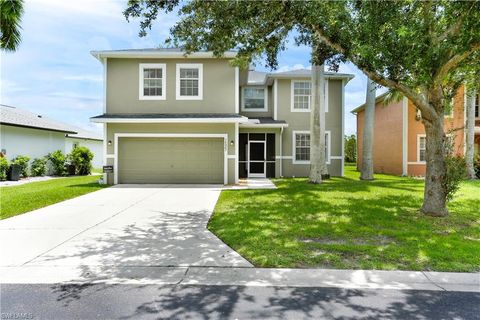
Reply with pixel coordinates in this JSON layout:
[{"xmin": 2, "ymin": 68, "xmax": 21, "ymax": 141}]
[{"xmin": 280, "ymin": 126, "xmax": 284, "ymax": 177}]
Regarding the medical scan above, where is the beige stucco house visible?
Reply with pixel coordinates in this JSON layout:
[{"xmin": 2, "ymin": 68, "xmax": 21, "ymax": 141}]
[{"xmin": 90, "ymin": 48, "xmax": 353, "ymax": 185}]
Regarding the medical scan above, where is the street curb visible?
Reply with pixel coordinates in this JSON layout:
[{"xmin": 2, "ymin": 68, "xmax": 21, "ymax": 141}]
[{"xmin": 1, "ymin": 265, "xmax": 478, "ymax": 292}]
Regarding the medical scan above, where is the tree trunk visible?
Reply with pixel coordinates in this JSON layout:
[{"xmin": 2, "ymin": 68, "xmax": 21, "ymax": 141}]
[
  {"xmin": 360, "ymin": 77, "xmax": 376, "ymax": 180},
  {"xmin": 421, "ymin": 114, "xmax": 449, "ymax": 216},
  {"xmin": 465, "ymin": 88, "xmax": 476, "ymax": 179},
  {"xmin": 309, "ymin": 63, "xmax": 327, "ymax": 184}
]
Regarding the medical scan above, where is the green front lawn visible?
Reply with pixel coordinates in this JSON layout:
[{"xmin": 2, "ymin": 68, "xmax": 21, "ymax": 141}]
[
  {"xmin": 0, "ymin": 175, "xmax": 108, "ymax": 219},
  {"xmin": 209, "ymin": 166, "xmax": 480, "ymax": 272}
]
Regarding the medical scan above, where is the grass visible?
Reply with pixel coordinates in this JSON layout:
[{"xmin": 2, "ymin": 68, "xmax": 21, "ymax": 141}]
[
  {"xmin": 0, "ymin": 175, "xmax": 109, "ymax": 220},
  {"xmin": 209, "ymin": 166, "xmax": 480, "ymax": 272}
]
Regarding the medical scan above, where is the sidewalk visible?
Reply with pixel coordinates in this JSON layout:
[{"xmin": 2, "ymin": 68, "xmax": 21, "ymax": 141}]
[{"xmin": 1, "ymin": 265, "xmax": 478, "ymax": 292}]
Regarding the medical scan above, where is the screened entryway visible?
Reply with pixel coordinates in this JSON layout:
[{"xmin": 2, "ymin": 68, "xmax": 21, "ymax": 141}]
[{"xmin": 238, "ymin": 133, "xmax": 276, "ymax": 178}]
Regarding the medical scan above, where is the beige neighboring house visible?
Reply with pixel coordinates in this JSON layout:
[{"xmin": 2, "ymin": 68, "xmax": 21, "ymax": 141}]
[{"xmin": 90, "ymin": 48, "xmax": 354, "ymax": 185}]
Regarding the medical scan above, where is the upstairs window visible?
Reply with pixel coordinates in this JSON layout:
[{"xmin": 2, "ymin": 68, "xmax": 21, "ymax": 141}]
[
  {"xmin": 242, "ymin": 87, "xmax": 266, "ymax": 111},
  {"xmin": 418, "ymin": 135, "xmax": 426, "ymax": 162},
  {"xmin": 176, "ymin": 63, "xmax": 203, "ymax": 100},
  {"xmin": 139, "ymin": 63, "xmax": 166, "ymax": 100},
  {"xmin": 292, "ymin": 81, "xmax": 311, "ymax": 111}
]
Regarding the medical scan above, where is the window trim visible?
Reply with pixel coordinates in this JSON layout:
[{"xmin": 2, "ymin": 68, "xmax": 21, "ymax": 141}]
[
  {"xmin": 417, "ymin": 134, "xmax": 426, "ymax": 163},
  {"xmin": 176, "ymin": 63, "xmax": 203, "ymax": 100},
  {"xmin": 139, "ymin": 63, "xmax": 166, "ymax": 100},
  {"xmin": 241, "ymin": 85, "xmax": 268, "ymax": 112},
  {"xmin": 290, "ymin": 79, "xmax": 329, "ymax": 113},
  {"xmin": 292, "ymin": 130, "xmax": 331, "ymax": 165},
  {"xmin": 291, "ymin": 80, "xmax": 311, "ymax": 112}
]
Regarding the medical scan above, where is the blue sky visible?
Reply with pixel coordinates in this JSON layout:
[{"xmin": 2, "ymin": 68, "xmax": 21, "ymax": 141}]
[{"xmin": 1, "ymin": 0, "xmax": 383, "ymax": 135}]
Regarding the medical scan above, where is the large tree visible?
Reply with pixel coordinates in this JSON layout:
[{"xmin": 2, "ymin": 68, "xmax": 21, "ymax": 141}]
[
  {"xmin": 309, "ymin": 42, "xmax": 336, "ymax": 183},
  {"xmin": 125, "ymin": 0, "xmax": 480, "ymax": 216},
  {"xmin": 0, "ymin": 0, "xmax": 24, "ymax": 51},
  {"xmin": 360, "ymin": 77, "xmax": 376, "ymax": 180}
]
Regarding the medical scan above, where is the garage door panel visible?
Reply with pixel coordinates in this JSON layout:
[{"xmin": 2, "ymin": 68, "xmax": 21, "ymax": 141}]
[{"xmin": 118, "ymin": 137, "xmax": 224, "ymax": 184}]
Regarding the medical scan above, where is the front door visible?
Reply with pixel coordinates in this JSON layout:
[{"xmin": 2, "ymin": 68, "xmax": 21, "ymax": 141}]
[{"xmin": 248, "ymin": 141, "xmax": 266, "ymax": 177}]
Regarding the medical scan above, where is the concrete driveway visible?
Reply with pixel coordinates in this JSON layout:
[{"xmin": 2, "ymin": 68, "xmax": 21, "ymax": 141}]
[{"xmin": 0, "ymin": 185, "xmax": 252, "ymax": 277}]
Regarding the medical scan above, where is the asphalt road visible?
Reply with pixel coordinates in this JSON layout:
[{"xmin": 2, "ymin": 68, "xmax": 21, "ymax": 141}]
[{"xmin": 1, "ymin": 284, "xmax": 479, "ymax": 320}]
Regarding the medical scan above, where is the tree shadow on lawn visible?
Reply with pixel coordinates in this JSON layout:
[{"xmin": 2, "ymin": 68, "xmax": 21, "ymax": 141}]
[{"xmin": 209, "ymin": 177, "xmax": 480, "ymax": 270}]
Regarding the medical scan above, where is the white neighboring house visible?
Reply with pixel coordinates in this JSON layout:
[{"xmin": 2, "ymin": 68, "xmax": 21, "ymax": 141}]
[
  {"xmin": 65, "ymin": 127, "xmax": 103, "ymax": 168},
  {"xmin": 0, "ymin": 104, "xmax": 103, "ymax": 169}
]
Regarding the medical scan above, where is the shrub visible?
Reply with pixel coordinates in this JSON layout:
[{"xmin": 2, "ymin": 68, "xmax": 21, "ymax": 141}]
[
  {"xmin": 69, "ymin": 146, "xmax": 93, "ymax": 175},
  {"xmin": 444, "ymin": 156, "xmax": 466, "ymax": 203},
  {"xmin": 0, "ymin": 156, "xmax": 8, "ymax": 181},
  {"xmin": 31, "ymin": 157, "xmax": 48, "ymax": 177},
  {"xmin": 11, "ymin": 155, "xmax": 30, "ymax": 177},
  {"xmin": 47, "ymin": 150, "xmax": 67, "ymax": 176}
]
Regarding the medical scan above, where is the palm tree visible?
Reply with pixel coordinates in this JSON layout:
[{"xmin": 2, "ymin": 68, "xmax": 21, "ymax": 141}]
[
  {"xmin": 382, "ymin": 88, "xmax": 404, "ymax": 105},
  {"xmin": 360, "ymin": 77, "xmax": 376, "ymax": 180},
  {"xmin": 1, "ymin": 0, "xmax": 24, "ymax": 51},
  {"xmin": 466, "ymin": 87, "xmax": 477, "ymax": 179}
]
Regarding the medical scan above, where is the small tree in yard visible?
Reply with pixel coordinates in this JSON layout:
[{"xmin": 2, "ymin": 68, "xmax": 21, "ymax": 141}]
[
  {"xmin": 344, "ymin": 135, "xmax": 356, "ymax": 163},
  {"xmin": 69, "ymin": 146, "xmax": 93, "ymax": 175},
  {"xmin": 125, "ymin": 0, "xmax": 480, "ymax": 216}
]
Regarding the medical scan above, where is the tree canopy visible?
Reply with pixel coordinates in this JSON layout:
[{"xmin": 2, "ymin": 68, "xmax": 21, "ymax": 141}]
[
  {"xmin": 125, "ymin": 0, "xmax": 480, "ymax": 216},
  {"xmin": 0, "ymin": 0, "xmax": 24, "ymax": 51}
]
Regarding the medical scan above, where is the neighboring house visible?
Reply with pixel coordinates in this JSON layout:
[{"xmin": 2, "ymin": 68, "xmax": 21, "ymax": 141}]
[
  {"xmin": 65, "ymin": 127, "xmax": 103, "ymax": 168},
  {"xmin": 0, "ymin": 104, "xmax": 103, "ymax": 169},
  {"xmin": 352, "ymin": 87, "xmax": 480, "ymax": 176},
  {"xmin": 90, "ymin": 48, "xmax": 354, "ymax": 185}
]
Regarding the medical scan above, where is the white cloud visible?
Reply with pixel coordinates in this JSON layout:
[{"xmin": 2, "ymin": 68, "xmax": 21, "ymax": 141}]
[
  {"xmin": 63, "ymin": 75, "xmax": 103, "ymax": 82},
  {"xmin": 275, "ymin": 64, "xmax": 310, "ymax": 73}
]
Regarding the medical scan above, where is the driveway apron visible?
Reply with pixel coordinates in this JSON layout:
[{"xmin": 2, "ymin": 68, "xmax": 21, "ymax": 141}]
[{"xmin": 0, "ymin": 185, "xmax": 252, "ymax": 271}]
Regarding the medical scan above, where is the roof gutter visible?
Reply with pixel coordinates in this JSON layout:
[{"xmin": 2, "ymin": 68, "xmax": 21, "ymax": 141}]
[
  {"xmin": 0, "ymin": 122, "xmax": 76, "ymax": 134},
  {"xmin": 90, "ymin": 50, "xmax": 238, "ymax": 61},
  {"xmin": 90, "ymin": 117, "xmax": 249, "ymax": 124}
]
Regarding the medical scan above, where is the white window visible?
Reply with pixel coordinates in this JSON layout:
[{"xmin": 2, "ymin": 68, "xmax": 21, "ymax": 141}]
[
  {"xmin": 293, "ymin": 131, "xmax": 331, "ymax": 164},
  {"xmin": 291, "ymin": 81, "xmax": 311, "ymax": 112},
  {"xmin": 139, "ymin": 63, "xmax": 166, "ymax": 100},
  {"xmin": 176, "ymin": 63, "xmax": 203, "ymax": 100},
  {"xmin": 290, "ymin": 80, "xmax": 329, "ymax": 112},
  {"xmin": 294, "ymin": 131, "xmax": 310, "ymax": 163},
  {"xmin": 241, "ymin": 86, "xmax": 267, "ymax": 111},
  {"xmin": 417, "ymin": 135, "xmax": 426, "ymax": 162}
]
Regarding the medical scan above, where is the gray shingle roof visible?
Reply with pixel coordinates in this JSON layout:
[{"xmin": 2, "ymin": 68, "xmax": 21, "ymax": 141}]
[
  {"xmin": 255, "ymin": 117, "xmax": 287, "ymax": 124},
  {"xmin": 0, "ymin": 104, "xmax": 76, "ymax": 133},
  {"xmin": 66, "ymin": 126, "xmax": 103, "ymax": 141},
  {"xmin": 271, "ymin": 68, "xmax": 354, "ymax": 79},
  {"xmin": 247, "ymin": 71, "xmax": 268, "ymax": 85}
]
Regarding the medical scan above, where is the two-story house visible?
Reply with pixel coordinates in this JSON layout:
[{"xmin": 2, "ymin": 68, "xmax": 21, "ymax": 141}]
[
  {"xmin": 90, "ymin": 48, "xmax": 353, "ymax": 185},
  {"xmin": 353, "ymin": 87, "xmax": 480, "ymax": 177}
]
